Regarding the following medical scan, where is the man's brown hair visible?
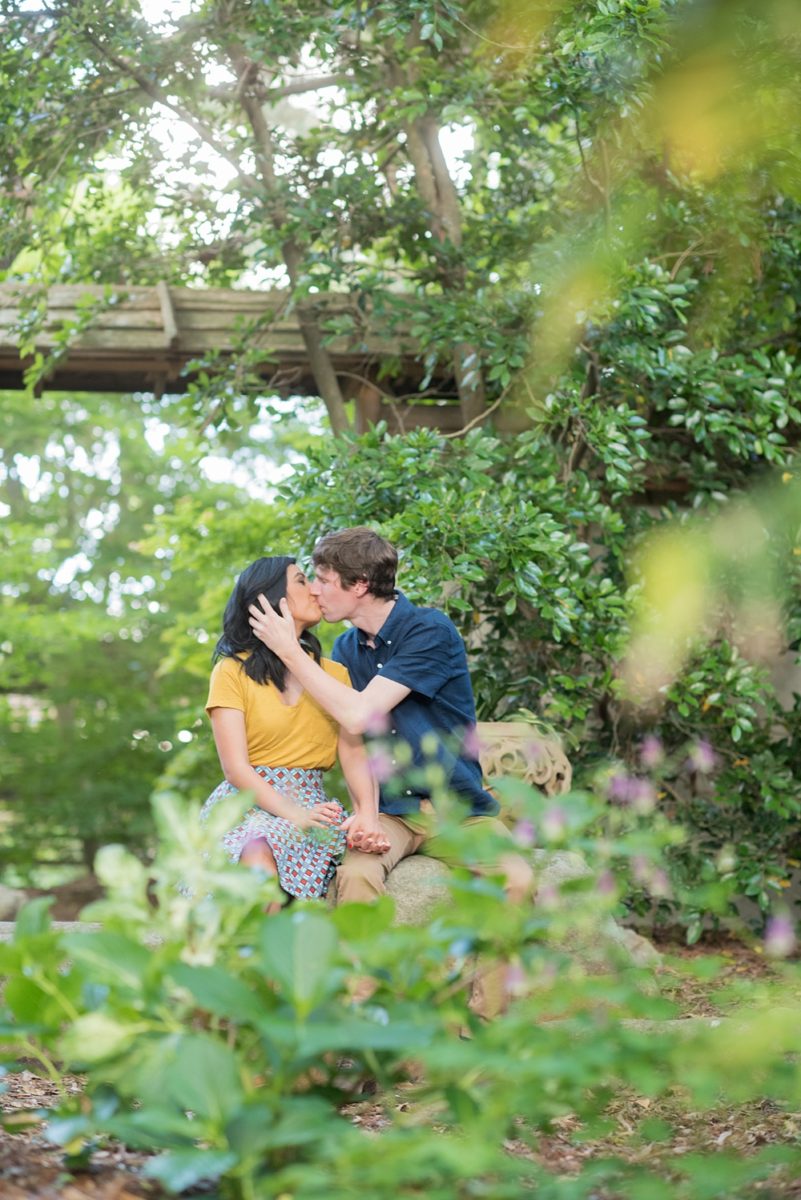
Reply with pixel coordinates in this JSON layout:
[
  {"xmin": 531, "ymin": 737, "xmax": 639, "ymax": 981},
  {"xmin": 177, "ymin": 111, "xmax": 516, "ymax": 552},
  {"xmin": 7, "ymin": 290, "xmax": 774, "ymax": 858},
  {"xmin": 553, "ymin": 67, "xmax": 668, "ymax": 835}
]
[{"xmin": 312, "ymin": 527, "xmax": 397, "ymax": 599}]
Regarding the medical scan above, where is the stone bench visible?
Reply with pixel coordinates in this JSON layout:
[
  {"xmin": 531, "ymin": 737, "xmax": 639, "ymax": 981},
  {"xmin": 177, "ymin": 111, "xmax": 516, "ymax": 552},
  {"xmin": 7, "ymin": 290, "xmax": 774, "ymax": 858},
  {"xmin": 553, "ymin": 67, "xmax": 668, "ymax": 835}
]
[
  {"xmin": 343, "ymin": 721, "xmax": 658, "ymax": 968},
  {"xmin": 475, "ymin": 720, "xmax": 572, "ymax": 797},
  {"xmin": 0, "ymin": 723, "xmax": 655, "ymax": 965},
  {"xmin": 377, "ymin": 717, "xmax": 574, "ymax": 922}
]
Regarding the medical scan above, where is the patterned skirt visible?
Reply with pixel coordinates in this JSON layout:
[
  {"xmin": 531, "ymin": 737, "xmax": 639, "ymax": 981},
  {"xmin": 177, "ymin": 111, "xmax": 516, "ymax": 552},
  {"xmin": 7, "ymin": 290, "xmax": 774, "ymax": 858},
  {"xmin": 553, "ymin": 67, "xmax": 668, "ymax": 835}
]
[{"xmin": 201, "ymin": 766, "xmax": 347, "ymax": 900}]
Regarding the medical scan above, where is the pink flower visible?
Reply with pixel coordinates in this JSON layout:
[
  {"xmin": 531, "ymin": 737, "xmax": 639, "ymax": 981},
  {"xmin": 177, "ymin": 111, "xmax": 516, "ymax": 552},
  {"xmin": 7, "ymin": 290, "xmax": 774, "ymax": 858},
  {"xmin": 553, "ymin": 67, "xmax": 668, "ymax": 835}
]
[
  {"xmin": 541, "ymin": 806, "xmax": 567, "ymax": 841},
  {"xmin": 363, "ymin": 708, "xmax": 390, "ymax": 736},
  {"xmin": 765, "ymin": 914, "xmax": 796, "ymax": 959},
  {"xmin": 366, "ymin": 748, "xmax": 395, "ymax": 783},
  {"xmin": 609, "ymin": 774, "xmax": 656, "ymax": 812},
  {"xmin": 504, "ymin": 964, "xmax": 527, "ymax": 997},
  {"xmin": 640, "ymin": 734, "xmax": 664, "ymax": 770},
  {"xmin": 631, "ymin": 779, "xmax": 656, "ymax": 814},
  {"xmin": 461, "ymin": 724, "xmax": 483, "ymax": 760},
  {"xmin": 607, "ymin": 773, "xmax": 634, "ymax": 804},
  {"xmin": 513, "ymin": 819, "xmax": 536, "ymax": 848},
  {"xmin": 687, "ymin": 740, "xmax": 717, "ymax": 775},
  {"xmin": 596, "ymin": 870, "xmax": 616, "ymax": 897},
  {"xmin": 524, "ymin": 738, "xmax": 544, "ymax": 761},
  {"xmin": 536, "ymin": 883, "xmax": 559, "ymax": 909},
  {"xmin": 650, "ymin": 867, "xmax": 672, "ymax": 899},
  {"xmin": 631, "ymin": 855, "xmax": 650, "ymax": 885}
]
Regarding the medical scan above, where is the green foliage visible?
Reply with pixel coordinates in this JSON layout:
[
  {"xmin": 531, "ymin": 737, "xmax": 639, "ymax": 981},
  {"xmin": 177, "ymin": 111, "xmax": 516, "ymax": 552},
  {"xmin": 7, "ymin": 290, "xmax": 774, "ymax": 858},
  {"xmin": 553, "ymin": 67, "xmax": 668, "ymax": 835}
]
[
  {"xmin": 0, "ymin": 389, "xmax": 236, "ymax": 876},
  {"xmin": 282, "ymin": 424, "xmax": 630, "ymax": 726},
  {"xmin": 2, "ymin": 0, "xmax": 801, "ymax": 928},
  {"xmin": 2, "ymin": 784, "xmax": 801, "ymax": 1197}
]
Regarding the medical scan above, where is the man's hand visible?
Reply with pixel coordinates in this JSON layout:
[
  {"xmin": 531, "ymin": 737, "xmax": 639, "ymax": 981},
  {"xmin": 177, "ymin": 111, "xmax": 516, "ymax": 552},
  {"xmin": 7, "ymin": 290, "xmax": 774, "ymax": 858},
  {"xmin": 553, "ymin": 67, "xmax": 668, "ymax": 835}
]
[
  {"xmin": 341, "ymin": 812, "xmax": 391, "ymax": 855},
  {"xmin": 248, "ymin": 595, "xmax": 299, "ymax": 661}
]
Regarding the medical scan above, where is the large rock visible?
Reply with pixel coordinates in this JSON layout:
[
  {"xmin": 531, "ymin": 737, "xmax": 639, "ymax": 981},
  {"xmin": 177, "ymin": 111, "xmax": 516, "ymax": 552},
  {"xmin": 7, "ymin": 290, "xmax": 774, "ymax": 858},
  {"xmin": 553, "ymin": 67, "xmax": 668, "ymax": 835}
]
[
  {"xmin": 0, "ymin": 884, "xmax": 27, "ymax": 920},
  {"xmin": 385, "ymin": 849, "xmax": 590, "ymax": 926},
  {"xmin": 381, "ymin": 851, "xmax": 660, "ymax": 967},
  {"xmin": 386, "ymin": 855, "xmax": 451, "ymax": 924}
]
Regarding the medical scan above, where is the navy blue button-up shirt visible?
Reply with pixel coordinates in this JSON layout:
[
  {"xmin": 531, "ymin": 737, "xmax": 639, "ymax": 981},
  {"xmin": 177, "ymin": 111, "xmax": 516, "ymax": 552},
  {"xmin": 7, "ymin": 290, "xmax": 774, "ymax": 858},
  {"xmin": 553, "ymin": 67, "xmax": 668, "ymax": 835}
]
[{"xmin": 332, "ymin": 592, "xmax": 499, "ymax": 818}]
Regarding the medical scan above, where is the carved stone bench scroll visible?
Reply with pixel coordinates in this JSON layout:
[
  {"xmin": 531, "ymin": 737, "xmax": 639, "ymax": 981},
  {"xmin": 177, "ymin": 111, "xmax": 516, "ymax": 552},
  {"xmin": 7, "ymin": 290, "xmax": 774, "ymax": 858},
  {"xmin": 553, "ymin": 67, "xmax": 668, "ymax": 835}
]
[
  {"xmin": 476, "ymin": 720, "xmax": 572, "ymax": 799},
  {"xmin": 352, "ymin": 721, "xmax": 574, "ymax": 922}
]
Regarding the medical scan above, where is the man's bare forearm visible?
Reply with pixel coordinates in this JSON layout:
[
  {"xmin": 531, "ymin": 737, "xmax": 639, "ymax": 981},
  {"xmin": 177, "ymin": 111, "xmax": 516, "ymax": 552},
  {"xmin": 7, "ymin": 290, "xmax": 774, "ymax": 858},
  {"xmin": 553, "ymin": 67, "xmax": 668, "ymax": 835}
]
[{"xmin": 283, "ymin": 643, "xmax": 374, "ymax": 734}]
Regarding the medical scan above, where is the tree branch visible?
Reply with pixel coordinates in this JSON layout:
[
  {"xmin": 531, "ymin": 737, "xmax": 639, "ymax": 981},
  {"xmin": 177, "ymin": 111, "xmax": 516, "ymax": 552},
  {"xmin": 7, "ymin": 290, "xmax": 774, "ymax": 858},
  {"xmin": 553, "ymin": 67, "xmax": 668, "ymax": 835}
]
[
  {"xmin": 209, "ymin": 73, "xmax": 350, "ymax": 101},
  {"xmin": 75, "ymin": 26, "xmax": 259, "ymax": 192},
  {"xmin": 227, "ymin": 46, "xmax": 350, "ymax": 436}
]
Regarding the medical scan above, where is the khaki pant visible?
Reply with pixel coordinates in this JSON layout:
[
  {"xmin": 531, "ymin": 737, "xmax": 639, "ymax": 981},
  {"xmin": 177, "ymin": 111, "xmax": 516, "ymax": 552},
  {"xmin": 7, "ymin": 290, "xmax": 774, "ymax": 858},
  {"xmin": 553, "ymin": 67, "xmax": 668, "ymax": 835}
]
[{"xmin": 335, "ymin": 808, "xmax": 534, "ymax": 1018}]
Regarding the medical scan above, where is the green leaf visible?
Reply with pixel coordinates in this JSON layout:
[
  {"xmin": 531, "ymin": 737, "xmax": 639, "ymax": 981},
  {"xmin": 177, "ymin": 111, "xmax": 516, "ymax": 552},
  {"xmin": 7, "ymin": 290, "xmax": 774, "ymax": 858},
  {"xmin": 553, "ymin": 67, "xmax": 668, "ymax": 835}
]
[
  {"xmin": 259, "ymin": 910, "xmax": 337, "ymax": 1010},
  {"xmin": 143, "ymin": 1149, "xmax": 238, "ymax": 1192},
  {"xmin": 102, "ymin": 1109, "xmax": 200, "ymax": 1150},
  {"xmin": 226, "ymin": 1096, "xmax": 329, "ymax": 1156},
  {"xmin": 330, "ymin": 897, "xmax": 395, "ymax": 940},
  {"xmin": 62, "ymin": 932, "xmax": 152, "ymax": 990},
  {"xmin": 168, "ymin": 962, "xmax": 266, "ymax": 1023},
  {"xmin": 295, "ymin": 1017, "xmax": 435, "ymax": 1057},
  {"xmin": 167, "ymin": 1034, "xmax": 244, "ymax": 1124},
  {"xmin": 14, "ymin": 898, "xmax": 53, "ymax": 940},
  {"xmin": 59, "ymin": 1013, "xmax": 144, "ymax": 1065}
]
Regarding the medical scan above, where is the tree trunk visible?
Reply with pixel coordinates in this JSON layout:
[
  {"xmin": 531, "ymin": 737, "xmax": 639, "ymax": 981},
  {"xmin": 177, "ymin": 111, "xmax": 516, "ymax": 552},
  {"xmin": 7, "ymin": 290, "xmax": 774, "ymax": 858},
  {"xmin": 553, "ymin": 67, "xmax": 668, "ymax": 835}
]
[
  {"xmin": 388, "ymin": 62, "xmax": 487, "ymax": 429},
  {"xmin": 233, "ymin": 67, "xmax": 351, "ymax": 436}
]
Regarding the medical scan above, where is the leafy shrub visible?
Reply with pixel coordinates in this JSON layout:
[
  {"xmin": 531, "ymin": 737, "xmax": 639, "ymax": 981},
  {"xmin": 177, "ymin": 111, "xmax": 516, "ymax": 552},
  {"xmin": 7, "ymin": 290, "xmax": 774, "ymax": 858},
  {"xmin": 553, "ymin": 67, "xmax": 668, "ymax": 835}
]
[{"xmin": 2, "ymin": 781, "xmax": 801, "ymax": 1197}]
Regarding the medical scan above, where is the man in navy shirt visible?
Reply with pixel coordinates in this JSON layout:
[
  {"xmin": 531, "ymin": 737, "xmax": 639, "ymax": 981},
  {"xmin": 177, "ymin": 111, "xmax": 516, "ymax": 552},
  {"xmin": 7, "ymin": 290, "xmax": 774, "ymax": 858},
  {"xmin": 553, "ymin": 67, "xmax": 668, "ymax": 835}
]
[{"xmin": 249, "ymin": 527, "xmax": 533, "ymax": 916}]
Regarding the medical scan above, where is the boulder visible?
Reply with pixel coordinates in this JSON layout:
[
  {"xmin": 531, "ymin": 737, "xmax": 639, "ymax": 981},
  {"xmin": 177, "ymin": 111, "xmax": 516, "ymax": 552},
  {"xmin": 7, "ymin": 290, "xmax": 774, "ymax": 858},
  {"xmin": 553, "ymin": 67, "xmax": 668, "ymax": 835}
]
[
  {"xmin": 0, "ymin": 884, "xmax": 27, "ymax": 920},
  {"xmin": 386, "ymin": 855, "xmax": 451, "ymax": 924},
  {"xmin": 378, "ymin": 851, "xmax": 661, "ymax": 967}
]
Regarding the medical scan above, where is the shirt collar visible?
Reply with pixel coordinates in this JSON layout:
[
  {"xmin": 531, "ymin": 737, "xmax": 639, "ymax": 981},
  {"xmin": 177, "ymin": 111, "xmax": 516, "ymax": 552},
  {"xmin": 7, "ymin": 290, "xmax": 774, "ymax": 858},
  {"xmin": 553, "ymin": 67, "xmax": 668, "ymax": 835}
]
[{"xmin": 356, "ymin": 590, "xmax": 411, "ymax": 647}]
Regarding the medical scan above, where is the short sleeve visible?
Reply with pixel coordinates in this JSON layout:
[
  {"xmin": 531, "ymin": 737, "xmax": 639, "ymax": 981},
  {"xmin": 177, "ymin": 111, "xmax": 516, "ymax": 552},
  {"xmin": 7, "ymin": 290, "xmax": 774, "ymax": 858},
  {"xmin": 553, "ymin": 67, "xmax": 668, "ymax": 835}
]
[
  {"xmin": 322, "ymin": 657, "xmax": 351, "ymax": 687},
  {"xmin": 378, "ymin": 615, "xmax": 463, "ymax": 698},
  {"xmin": 206, "ymin": 657, "xmax": 246, "ymax": 715}
]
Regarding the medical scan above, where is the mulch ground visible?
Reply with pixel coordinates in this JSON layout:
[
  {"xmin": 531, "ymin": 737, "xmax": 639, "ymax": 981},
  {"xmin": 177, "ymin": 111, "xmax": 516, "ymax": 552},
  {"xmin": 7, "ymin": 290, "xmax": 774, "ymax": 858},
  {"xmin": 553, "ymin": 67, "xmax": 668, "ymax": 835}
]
[
  {"xmin": 0, "ymin": 1069, "xmax": 158, "ymax": 1199},
  {"xmin": 2, "ymin": 916, "xmax": 800, "ymax": 1198}
]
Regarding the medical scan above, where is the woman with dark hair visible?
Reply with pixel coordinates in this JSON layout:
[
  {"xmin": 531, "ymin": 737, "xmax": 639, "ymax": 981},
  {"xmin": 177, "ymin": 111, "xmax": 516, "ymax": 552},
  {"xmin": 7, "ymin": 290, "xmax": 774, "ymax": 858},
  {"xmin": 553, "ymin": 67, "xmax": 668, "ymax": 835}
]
[{"xmin": 202, "ymin": 555, "xmax": 384, "ymax": 904}]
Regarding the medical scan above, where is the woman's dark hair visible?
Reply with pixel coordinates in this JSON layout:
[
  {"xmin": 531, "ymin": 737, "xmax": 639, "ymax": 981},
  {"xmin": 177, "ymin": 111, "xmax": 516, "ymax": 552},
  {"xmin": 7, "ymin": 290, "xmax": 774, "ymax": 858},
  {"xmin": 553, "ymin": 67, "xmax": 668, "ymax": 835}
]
[{"xmin": 213, "ymin": 555, "xmax": 321, "ymax": 690}]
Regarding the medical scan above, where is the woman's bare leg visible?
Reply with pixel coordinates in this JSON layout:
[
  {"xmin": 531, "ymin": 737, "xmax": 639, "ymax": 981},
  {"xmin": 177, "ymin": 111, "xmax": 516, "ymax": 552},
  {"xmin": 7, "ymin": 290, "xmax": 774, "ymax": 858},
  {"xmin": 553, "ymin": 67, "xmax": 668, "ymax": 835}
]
[{"xmin": 240, "ymin": 838, "xmax": 283, "ymax": 914}]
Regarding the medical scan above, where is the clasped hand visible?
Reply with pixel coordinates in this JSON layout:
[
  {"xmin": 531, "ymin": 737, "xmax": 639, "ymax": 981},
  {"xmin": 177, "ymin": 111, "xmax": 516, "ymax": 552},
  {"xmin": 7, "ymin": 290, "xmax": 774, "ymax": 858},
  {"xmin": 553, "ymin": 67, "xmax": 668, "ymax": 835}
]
[
  {"xmin": 293, "ymin": 806, "xmax": 389, "ymax": 855},
  {"xmin": 340, "ymin": 813, "xmax": 391, "ymax": 855}
]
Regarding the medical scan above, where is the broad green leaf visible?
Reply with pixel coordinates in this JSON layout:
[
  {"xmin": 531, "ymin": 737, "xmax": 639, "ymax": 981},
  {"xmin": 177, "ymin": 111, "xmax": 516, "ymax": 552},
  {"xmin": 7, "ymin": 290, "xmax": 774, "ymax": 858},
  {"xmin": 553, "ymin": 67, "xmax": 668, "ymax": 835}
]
[
  {"xmin": 259, "ymin": 910, "xmax": 337, "ymax": 1011},
  {"xmin": 61, "ymin": 932, "xmax": 152, "ymax": 990},
  {"xmin": 14, "ymin": 898, "xmax": 53, "ymax": 940},
  {"xmin": 59, "ymin": 1013, "xmax": 145, "ymax": 1065},
  {"xmin": 167, "ymin": 1034, "xmax": 244, "ymax": 1124},
  {"xmin": 4, "ymin": 976, "xmax": 65, "ymax": 1028},
  {"xmin": 330, "ymin": 897, "xmax": 395, "ymax": 940},
  {"xmin": 143, "ymin": 1149, "xmax": 238, "ymax": 1192},
  {"xmin": 167, "ymin": 962, "xmax": 266, "ymax": 1023},
  {"xmin": 295, "ymin": 1017, "xmax": 436, "ymax": 1058},
  {"xmin": 101, "ymin": 1109, "xmax": 200, "ymax": 1150}
]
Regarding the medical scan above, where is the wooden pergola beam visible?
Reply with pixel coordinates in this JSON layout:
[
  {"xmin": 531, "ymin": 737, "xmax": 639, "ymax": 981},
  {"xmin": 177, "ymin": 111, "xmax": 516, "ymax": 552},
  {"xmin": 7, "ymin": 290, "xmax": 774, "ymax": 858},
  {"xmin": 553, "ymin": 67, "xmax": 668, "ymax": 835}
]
[{"xmin": 0, "ymin": 283, "xmax": 456, "ymax": 412}]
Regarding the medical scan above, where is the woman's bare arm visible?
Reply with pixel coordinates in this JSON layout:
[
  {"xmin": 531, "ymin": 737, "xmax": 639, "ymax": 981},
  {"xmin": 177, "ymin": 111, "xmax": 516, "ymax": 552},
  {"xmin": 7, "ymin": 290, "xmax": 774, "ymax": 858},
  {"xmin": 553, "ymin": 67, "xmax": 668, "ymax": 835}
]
[{"xmin": 210, "ymin": 707, "xmax": 340, "ymax": 830}]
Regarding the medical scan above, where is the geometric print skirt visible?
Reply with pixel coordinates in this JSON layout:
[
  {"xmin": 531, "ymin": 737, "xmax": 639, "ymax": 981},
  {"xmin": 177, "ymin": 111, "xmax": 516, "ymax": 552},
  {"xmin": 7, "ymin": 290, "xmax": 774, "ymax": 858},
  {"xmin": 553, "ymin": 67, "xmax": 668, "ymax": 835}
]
[{"xmin": 200, "ymin": 766, "xmax": 347, "ymax": 900}]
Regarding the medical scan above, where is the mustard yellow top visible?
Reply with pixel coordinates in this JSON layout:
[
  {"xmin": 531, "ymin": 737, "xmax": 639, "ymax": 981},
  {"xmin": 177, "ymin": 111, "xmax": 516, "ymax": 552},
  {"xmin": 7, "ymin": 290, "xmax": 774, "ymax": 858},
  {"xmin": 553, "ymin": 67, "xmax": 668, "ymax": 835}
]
[{"xmin": 206, "ymin": 655, "xmax": 350, "ymax": 770}]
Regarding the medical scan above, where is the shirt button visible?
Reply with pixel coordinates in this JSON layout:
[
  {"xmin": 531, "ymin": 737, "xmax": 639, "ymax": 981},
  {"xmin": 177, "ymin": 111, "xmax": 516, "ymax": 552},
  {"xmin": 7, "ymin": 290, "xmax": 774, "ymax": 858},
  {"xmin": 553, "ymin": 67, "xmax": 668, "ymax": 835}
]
[
  {"xmin": 377, "ymin": 662, "xmax": 383, "ymax": 668},
  {"xmin": 386, "ymin": 640, "xmax": 392, "ymax": 645},
  {"xmin": 405, "ymin": 789, "xmax": 412, "ymax": 796}
]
